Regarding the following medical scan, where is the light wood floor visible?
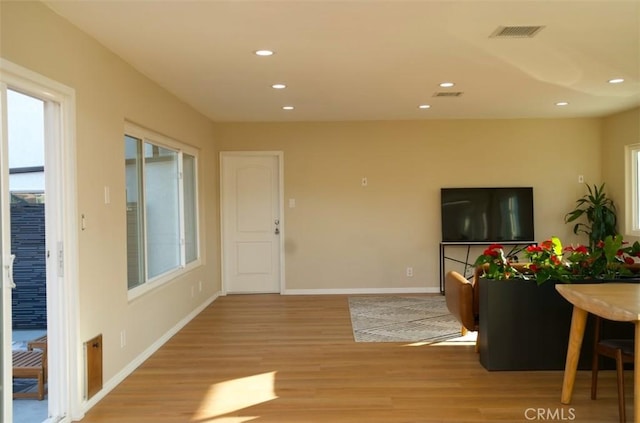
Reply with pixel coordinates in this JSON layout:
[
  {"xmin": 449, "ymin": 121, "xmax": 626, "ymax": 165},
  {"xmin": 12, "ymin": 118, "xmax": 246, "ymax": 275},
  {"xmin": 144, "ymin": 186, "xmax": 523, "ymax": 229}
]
[{"xmin": 80, "ymin": 294, "xmax": 633, "ymax": 423}]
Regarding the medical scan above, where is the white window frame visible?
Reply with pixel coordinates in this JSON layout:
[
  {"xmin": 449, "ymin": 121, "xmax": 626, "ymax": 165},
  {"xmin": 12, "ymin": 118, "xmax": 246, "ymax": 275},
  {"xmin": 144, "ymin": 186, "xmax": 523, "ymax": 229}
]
[
  {"xmin": 624, "ymin": 142, "xmax": 640, "ymax": 237},
  {"xmin": 125, "ymin": 122, "xmax": 200, "ymax": 300}
]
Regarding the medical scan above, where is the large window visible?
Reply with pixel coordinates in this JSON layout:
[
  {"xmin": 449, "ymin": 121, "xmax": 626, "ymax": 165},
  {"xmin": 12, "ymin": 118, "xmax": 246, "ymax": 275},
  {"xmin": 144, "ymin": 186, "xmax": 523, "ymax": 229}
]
[
  {"xmin": 625, "ymin": 143, "xmax": 640, "ymax": 237},
  {"xmin": 125, "ymin": 123, "xmax": 199, "ymax": 294}
]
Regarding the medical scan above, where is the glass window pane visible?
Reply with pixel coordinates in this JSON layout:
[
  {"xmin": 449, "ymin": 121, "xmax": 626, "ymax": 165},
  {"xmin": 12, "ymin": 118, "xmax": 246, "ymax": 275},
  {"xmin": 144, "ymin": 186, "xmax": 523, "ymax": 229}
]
[
  {"xmin": 8, "ymin": 90, "xmax": 45, "ymax": 193},
  {"xmin": 145, "ymin": 143, "xmax": 180, "ymax": 278},
  {"xmin": 125, "ymin": 124, "xmax": 201, "ymax": 292},
  {"xmin": 183, "ymin": 153, "xmax": 198, "ymax": 263},
  {"xmin": 125, "ymin": 135, "xmax": 145, "ymax": 289}
]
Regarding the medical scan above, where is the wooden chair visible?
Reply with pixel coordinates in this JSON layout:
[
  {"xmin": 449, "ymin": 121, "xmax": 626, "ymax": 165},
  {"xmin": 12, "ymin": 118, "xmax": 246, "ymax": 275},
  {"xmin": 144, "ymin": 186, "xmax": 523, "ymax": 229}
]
[{"xmin": 591, "ymin": 316, "xmax": 634, "ymax": 423}]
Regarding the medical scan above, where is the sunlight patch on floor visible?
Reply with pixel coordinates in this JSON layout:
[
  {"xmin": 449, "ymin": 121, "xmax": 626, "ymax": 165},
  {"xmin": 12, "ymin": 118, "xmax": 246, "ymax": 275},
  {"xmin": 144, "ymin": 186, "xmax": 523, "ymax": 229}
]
[
  {"xmin": 194, "ymin": 371, "xmax": 277, "ymax": 421},
  {"xmin": 404, "ymin": 331, "xmax": 477, "ymax": 347}
]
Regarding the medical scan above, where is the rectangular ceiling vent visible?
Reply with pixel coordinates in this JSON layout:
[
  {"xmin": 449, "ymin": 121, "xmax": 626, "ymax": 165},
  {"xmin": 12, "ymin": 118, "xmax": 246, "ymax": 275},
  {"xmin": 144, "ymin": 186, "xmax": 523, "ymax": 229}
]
[
  {"xmin": 490, "ymin": 25, "xmax": 545, "ymax": 38},
  {"xmin": 433, "ymin": 92, "xmax": 463, "ymax": 97}
]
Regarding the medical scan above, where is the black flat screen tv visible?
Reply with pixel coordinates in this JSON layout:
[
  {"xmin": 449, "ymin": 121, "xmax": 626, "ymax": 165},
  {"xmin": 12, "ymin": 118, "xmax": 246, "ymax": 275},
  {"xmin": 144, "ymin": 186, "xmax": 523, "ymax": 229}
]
[{"xmin": 440, "ymin": 187, "xmax": 535, "ymax": 243}]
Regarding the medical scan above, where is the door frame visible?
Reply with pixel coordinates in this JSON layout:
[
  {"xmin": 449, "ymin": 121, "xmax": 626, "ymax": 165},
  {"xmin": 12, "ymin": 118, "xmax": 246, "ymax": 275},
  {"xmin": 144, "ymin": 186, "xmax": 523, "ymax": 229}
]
[
  {"xmin": 0, "ymin": 70, "xmax": 11, "ymax": 423},
  {"xmin": 0, "ymin": 59, "xmax": 81, "ymax": 423},
  {"xmin": 219, "ymin": 151, "xmax": 285, "ymax": 294}
]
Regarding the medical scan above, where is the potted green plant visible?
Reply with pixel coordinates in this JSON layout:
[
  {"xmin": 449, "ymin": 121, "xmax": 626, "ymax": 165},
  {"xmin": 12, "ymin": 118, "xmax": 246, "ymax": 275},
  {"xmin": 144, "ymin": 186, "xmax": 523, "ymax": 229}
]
[
  {"xmin": 564, "ymin": 183, "xmax": 617, "ymax": 250},
  {"xmin": 473, "ymin": 236, "xmax": 639, "ymax": 370}
]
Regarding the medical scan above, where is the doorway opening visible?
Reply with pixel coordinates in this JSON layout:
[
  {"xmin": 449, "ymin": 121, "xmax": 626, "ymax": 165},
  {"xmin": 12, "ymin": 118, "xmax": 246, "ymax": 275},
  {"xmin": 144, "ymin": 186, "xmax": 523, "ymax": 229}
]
[
  {"xmin": 8, "ymin": 88, "xmax": 49, "ymax": 422},
  {"xmin": 1, "ymin": 59, "xmax": 80, "ymax": 423}
]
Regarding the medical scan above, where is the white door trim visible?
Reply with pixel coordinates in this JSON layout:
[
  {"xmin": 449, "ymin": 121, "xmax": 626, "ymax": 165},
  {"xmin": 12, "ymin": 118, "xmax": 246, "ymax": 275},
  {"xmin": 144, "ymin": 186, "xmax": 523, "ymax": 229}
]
[
  {"xmin": 0, "ymin": 58, "xmax": 81, "ymax": 423},
  {"xmin": 0, "ymin": 79, "xmax": 12, "ymax": 423},
  {"xmin": 219, "ymin": 151, "xmax": 285, "ymax": 294}
]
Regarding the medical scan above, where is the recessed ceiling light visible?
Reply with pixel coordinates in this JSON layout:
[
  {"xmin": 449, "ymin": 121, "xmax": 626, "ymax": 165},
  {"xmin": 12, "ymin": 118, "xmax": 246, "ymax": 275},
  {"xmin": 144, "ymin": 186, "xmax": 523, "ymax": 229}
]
[
  {"xmin": 556, "ymin": 101, "xmax": 569, "ymax": 106},
  {"xmin": 282, "ymin": 106, "xmax": 294, "ymax": 110},
  {"xmin": 255, "ymin": 50, "xmax": 274, "ymax": 56},
  {"xmin": 439, "ymin": 82, "xmax": 455, "ymax": 88},
  {"xmin": 418, "ymin": 104, "xmax": 431, "ymax": 109},
  {"xmin": 608, "ymin": 78, "xmax": 625, "ymax": 84},
  {"xmin": 272, "ymin": 84, "xmax": 286, "ymax": 89}
]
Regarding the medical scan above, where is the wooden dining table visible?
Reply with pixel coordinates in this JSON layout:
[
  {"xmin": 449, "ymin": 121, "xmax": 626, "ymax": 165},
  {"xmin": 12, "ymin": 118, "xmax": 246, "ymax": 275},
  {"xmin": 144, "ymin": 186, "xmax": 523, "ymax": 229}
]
[{"xmin": 556, "ymin": 283, "xmax": 640, "ymax": 423}]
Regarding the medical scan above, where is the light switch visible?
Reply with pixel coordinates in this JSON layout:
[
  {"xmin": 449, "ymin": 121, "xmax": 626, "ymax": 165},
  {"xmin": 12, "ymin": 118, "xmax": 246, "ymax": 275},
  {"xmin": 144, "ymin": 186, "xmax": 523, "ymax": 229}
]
[
  {"xmin": 361, "ymin": 177, "xmax": 368, "ymax": 187},
  {"xmin": 289, "ymin": 198, "xmax": 296, "ymax": 208}
]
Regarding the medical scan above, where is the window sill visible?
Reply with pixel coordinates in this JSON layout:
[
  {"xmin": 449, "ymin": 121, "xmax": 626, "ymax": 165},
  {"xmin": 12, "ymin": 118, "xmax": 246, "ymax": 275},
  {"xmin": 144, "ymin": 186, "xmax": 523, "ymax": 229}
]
[{"xmin": 127, "ymin": 258, "xmax": 202, "ymax": 302}]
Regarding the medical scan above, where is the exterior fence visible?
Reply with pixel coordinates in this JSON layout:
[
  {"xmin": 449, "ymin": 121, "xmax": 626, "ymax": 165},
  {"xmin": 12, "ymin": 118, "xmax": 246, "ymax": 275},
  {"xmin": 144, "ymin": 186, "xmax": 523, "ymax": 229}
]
[{"xmin": 11, "ymin": 202, "xmax": 47, "ymax": 329}]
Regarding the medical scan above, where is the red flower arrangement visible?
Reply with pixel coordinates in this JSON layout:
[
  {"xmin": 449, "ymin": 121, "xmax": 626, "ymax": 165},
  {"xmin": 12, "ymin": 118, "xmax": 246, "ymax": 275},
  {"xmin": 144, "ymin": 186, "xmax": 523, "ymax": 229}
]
[
  {"xmin": 523, "ymin": 237, "xmax": 570, "ymax": 285},
  {"xmin": 474, "ymin": 235, "xmax": 640, "ymax": 285},
  {"xmin": 473, "ymin": 243, "xmax": 521, "ymax": 280}
]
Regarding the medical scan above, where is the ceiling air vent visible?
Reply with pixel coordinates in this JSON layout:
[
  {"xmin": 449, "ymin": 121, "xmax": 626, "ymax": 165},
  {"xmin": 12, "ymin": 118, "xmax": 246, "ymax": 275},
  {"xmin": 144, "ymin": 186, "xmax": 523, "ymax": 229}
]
[
  {"xmin": 433, "ymin": 92, "xmax": 463, "ymax": 97},
  {"xmin": 490, "ymin": 25, "xmax": 545, "ymax": 38}
]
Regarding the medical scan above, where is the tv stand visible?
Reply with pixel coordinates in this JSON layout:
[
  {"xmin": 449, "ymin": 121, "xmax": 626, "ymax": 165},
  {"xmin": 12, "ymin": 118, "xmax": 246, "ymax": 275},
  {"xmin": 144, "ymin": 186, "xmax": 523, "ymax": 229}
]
[{"xmin": 439, "ymin": 241, "xmax": 533, "ymax": 294}]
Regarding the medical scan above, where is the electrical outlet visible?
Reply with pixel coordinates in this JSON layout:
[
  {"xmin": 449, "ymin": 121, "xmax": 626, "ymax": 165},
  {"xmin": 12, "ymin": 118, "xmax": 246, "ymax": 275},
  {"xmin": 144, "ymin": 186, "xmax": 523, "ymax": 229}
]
[{"xmin": 406, "ymin": 267, "xmax": 414, "ymax": 277}]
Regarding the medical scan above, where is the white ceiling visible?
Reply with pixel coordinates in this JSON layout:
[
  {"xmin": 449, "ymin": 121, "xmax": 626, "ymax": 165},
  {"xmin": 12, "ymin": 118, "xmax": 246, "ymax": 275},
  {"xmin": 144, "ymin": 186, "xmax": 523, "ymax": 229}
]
[{"xmin": 44, "ymin": 0, "xmax": 640, "ymax": 122}]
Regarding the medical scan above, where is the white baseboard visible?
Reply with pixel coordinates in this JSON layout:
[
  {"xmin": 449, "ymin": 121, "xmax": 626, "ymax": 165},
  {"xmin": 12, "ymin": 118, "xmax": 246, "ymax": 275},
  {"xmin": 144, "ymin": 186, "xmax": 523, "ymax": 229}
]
[
  {"xmin": 283, "ymin": 287, "xmax": 441, "ymax": 295},
  {"xmin": 79, "ymin": 291, "xmax": 222, "ymax": 415}
]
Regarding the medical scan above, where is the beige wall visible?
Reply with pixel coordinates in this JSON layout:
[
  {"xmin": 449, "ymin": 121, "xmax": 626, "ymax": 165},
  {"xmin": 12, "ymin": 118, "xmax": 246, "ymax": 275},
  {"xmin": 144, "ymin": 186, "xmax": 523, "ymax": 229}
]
[
  {"xmin": 602, "ymin": 107, "xmax": 640, "ymax": 241},
  {"xmin": 215, "ymin": 118, "xmax": 603, "ymax": 291},
  {"xmin": 1, "ymin": 0, "xmax": 220, "ymax": 387}
]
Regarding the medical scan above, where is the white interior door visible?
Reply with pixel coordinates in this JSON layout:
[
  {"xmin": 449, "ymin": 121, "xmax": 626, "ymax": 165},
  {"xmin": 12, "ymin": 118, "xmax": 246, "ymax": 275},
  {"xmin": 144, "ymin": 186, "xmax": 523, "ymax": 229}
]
[{"xmin": 221, "ymin": 152, "xmax": 283, "ymax": 294}]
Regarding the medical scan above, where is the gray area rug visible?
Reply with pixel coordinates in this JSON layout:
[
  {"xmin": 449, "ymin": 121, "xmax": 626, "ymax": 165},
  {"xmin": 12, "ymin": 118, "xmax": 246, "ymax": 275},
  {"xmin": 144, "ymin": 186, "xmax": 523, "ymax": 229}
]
[{"xmin": 348, "ymin": 295, "xmax": 476, "ymax": 343}]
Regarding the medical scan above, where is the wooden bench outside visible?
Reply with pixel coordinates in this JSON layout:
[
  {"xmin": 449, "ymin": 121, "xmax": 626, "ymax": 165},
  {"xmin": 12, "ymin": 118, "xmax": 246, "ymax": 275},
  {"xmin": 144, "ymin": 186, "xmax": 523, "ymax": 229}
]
[
  {"xmin": 27, "ymin": 334, "xmax": 48, "ymax": 385},
  {"xmin": 13, "ymin": 350, "xmax": 46, "ymax": 400},
  {"xmin": 27, "ymin": 334, "xmax": 47, "ymax": 352}
]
